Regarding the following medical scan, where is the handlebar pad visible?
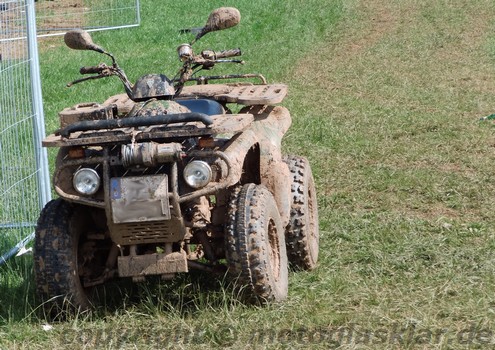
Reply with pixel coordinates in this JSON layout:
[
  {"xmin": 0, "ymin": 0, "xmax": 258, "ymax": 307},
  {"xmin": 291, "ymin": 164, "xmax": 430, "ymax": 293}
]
[{"xmin": 80, "ymin": 66, "xmax": 103, "ymax": 75}]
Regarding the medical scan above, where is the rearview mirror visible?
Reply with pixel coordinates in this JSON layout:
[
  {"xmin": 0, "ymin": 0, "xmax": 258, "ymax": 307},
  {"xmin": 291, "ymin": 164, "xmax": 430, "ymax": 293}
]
[
  {"xmin": 193, "ymin": 7, "xmax": 240, "ymax": 43},
  {"xmin": 64, "ymin": 30, "xmax": 104, "ymax": 53},
  {"xmin": 204, "ymin": 7, "xmax": 240, "ymax": 32}
]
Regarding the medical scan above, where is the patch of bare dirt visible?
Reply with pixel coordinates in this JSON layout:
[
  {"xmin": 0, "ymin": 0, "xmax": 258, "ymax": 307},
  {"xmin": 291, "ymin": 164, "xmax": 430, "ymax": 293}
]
[
  {"xmin": 0, "ymin": 0, "xmax": 84, "ymax": 60},
  {"xmin": 336, "ymin": 2, "xmax": 400, "ymax": 57},
  {"xmin": 291, "ymin": 0, "xmax": 404, "ymax": 87},
  {"xmin": 291, "ymin": 0, "xmax": 495, "ymax": 222},
  {"xmin": 35, "ymin": 0, "xmax": 85, "ymax": 31},
  {"xmin": 294, "ymin": 0, "xmax": 495, "ymax": 108}
]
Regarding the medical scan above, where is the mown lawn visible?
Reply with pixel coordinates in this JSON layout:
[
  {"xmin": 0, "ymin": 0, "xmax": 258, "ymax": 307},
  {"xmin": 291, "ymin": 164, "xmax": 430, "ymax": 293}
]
[{"xmin": 3, "ymin": 0, "xmax": 495, "ymax": 348}]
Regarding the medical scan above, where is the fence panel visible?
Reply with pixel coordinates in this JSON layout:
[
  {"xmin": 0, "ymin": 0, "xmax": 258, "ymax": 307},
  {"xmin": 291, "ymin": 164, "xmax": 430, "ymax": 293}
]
[
  {"xmin": 0, "ymin": 0, "xmax": 139, "ymax": 264},
  {"xmin": 36, "ymin": 0, "xmax": 140, "ymax": 36},
  {"xmin": 0, "ymin": 0, "xmax": 49, "ymax": 263}
]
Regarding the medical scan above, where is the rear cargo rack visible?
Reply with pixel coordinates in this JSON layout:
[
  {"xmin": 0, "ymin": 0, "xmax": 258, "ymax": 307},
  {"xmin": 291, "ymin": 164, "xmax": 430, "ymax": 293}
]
[{"xmin": 180, "ymin": 83, "xmax": 287, "ymax": 106}]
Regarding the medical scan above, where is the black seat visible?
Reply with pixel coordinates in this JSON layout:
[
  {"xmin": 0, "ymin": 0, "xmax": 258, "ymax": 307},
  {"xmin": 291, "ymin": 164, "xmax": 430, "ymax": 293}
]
[{"xmin": 176, "ymin": 99, "xmax": 225, "ymax": 116}]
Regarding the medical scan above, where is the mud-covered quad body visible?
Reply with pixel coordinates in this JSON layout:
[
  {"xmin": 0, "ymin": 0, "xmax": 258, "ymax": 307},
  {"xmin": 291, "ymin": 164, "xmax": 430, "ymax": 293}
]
[{"xmin": 34, "ymin": 8, "xmax": 319, "ymax": 313}]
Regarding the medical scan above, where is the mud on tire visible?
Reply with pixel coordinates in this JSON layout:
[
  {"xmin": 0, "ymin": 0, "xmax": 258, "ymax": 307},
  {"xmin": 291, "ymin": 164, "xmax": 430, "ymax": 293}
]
[
  {"xmin": 34, "ymin": 199, "xmax": 95, "ymax": 317},
  {"xmin": 225, "ymin": 184, "xmax": 288, "ymax": 302},
  {"xmin": 284, "ymin": 155, "xmax": 319, "ymax": 270}
]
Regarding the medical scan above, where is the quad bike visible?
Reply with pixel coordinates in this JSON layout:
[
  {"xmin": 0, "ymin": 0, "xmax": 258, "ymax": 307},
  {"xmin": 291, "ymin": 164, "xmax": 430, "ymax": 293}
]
[{"xmin": 34, "ymin": 7, "xmax": 319, "ymax": 313}]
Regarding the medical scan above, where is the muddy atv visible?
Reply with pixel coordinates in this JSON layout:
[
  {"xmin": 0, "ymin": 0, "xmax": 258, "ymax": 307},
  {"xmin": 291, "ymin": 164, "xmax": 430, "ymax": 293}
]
[{"xmin": 34, "ymin": 7, "xmax": 319, "ymax": 314}]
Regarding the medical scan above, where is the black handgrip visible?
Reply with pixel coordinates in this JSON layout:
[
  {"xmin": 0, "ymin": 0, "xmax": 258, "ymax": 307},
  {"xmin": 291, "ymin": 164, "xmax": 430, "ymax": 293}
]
[
  {"xmin": 215, "ymin": 48, "xmax": 242, "ymax": 59},
  {"xmin": 80, "ymin": 66, "xmax": 103, "ymax": 75}
]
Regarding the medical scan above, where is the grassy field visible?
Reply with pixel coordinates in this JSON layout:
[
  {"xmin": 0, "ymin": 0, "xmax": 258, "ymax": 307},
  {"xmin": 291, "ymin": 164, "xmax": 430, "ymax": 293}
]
[{"xmin": 3, "ymin": 0, "xmax": 495, "ymax": 348}]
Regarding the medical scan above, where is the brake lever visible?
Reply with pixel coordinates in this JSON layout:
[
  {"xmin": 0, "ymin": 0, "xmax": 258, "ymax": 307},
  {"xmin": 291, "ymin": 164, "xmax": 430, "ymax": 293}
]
[
  {"xmin": 198, "ymin": 59, "xmax": 245, "ymax": 71},
  {"xmin": 215, "ymin": 59, "xmax": 245, "ymax": 64},
  {"xmin": 66, "ymin": 74, "xmax": 106, "ymax": 87}
]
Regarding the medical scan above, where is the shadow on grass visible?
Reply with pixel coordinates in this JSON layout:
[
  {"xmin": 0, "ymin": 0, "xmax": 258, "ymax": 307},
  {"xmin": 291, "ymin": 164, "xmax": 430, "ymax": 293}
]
[
  {"xmin": 1, "ymin": 253, "xmax": 248, "ymax": 324},
  {"xmin": 90, "ymin": 269, "xmax": 247, "ymax": 318},
  {"xmin": 0, "ymin": 255, "xmax": 37, "ymax": 324},
  {"xmin": 33, "ymin": 269, "xmax": 248, "ymax": 323}
]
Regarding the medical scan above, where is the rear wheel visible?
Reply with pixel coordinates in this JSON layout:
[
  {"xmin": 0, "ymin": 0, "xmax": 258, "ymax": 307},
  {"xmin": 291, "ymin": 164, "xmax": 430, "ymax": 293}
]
[
  {"xmin": 225, "ymin": 184, "xmax": 288, "ymax": 302},
  {"xmin": 284, "ymin": 155, "xmax": 319, "ymax": 270},
  {"xmin": 34, "ymin": 199, "xmax": 107, "ymax": 316}
]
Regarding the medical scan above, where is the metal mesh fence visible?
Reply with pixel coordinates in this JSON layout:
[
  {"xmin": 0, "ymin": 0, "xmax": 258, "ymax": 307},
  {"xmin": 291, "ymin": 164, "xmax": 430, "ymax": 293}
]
[
  {"xmin": 2, "ymin": 0, "xmax": 140, "ymax": 40},
  {"xmin": 0, "ymin": 0, "xmax": 49, "ymax": 263},
  {"xmin": 36, "ymin": 0, "xmax": 140, "ymax": 36},
  {"xmin": 0, "ymin": 0, "xmax": 139, "ymax": 263}
]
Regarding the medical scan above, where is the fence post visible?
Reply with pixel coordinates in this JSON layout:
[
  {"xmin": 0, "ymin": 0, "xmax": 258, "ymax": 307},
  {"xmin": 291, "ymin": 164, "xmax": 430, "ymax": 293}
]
[{"xmin": 27, "ymin": 0, "xmax": 51, "ymax": 208}]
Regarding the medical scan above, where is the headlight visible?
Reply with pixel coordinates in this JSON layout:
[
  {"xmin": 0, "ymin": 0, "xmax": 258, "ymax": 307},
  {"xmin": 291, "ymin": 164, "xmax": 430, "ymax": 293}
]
[
  {"xmin": 73, "ymin": 168, "xmax": 101, "ymax": 195},
  {"xmin": 183, "ymin": 160, "xmax": 212, "ymax": 189}
]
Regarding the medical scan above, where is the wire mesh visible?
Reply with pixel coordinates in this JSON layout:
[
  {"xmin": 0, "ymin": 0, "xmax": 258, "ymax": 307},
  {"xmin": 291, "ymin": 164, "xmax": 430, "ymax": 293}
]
[
  {"xmin": 36, "ymin": 0, "xmax": 140, "ymax": 36},
  {"xmin": 0, "ymin": 0, "xmax": 139, "ymax": 264},
  {"xmin": 0, "ymin": 0, "xmax": 45, "ymax": 263}
]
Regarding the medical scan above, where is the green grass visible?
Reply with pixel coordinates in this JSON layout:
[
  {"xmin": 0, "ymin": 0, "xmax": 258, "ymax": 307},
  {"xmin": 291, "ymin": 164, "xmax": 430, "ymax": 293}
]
[
  {"xmin": 5, "ymin": 0, "xmax": 495, "ymax": 348},
  {"xmin": 39, "ymin": 0, "xmax": 343, "ymax": 133}
]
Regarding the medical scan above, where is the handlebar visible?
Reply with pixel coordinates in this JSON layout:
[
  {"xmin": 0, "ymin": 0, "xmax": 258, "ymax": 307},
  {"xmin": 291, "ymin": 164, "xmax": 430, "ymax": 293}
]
[
  {"xmin": 68, "ymin": 44, "xmax": 247, "ymax": 99},
  {"xmin": 68, "ymin": 63, "xmax": 133, "ymax": 97}
]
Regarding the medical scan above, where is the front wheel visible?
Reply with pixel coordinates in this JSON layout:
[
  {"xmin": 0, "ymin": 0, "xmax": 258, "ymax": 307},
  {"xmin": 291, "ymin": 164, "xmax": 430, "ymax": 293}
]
[
  {"xmin": 225, "ymin": 184, "xmax": 288, "ymax": 302},
  {"xmin": 284, "ymin": 155, "xmax": 319, "ymax": 270},
  {"xmin": 34, "ymin": 199, "xmax": 106, "ymax": 316}
]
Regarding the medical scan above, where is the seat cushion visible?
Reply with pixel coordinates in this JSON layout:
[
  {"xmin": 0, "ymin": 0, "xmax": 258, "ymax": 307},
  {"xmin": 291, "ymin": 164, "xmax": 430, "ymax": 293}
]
[{"xmin": 176, "ymin": 99, "xmax": 225, "ymax": 116}]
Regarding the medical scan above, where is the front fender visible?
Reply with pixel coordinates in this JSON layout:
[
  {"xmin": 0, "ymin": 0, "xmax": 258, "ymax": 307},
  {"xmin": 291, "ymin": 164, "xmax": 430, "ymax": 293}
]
[{"xmin": 221, "ymin": 106, "xmax": 292, "ymax": 225}]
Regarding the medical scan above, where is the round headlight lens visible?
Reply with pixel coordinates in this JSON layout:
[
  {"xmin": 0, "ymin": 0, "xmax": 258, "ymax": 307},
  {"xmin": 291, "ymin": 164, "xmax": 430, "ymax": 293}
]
[
  {"xmin": 73, "ymin": 168, "xmax": 101, "ymax": 195},
  {"xmin": 183, "ymin": 160, "xmax": 212, "ymax": 189}
]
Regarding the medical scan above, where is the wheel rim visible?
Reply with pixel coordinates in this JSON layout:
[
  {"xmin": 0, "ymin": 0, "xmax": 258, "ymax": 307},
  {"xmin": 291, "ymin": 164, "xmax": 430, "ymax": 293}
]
[
  {"xmin": 307, "ymin": 177, "xmax": 319, "ymax": 262},
  {"xmin": 74, "ymin": 211, "xmax": 111, "ymax": 291},
  {"xmin": 71, "ymin": 212, "xmax": 91, "ymax": 306},
  {"xmin": 267, "ymin": 218, "xmax": 281, "ymax": 281}
]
